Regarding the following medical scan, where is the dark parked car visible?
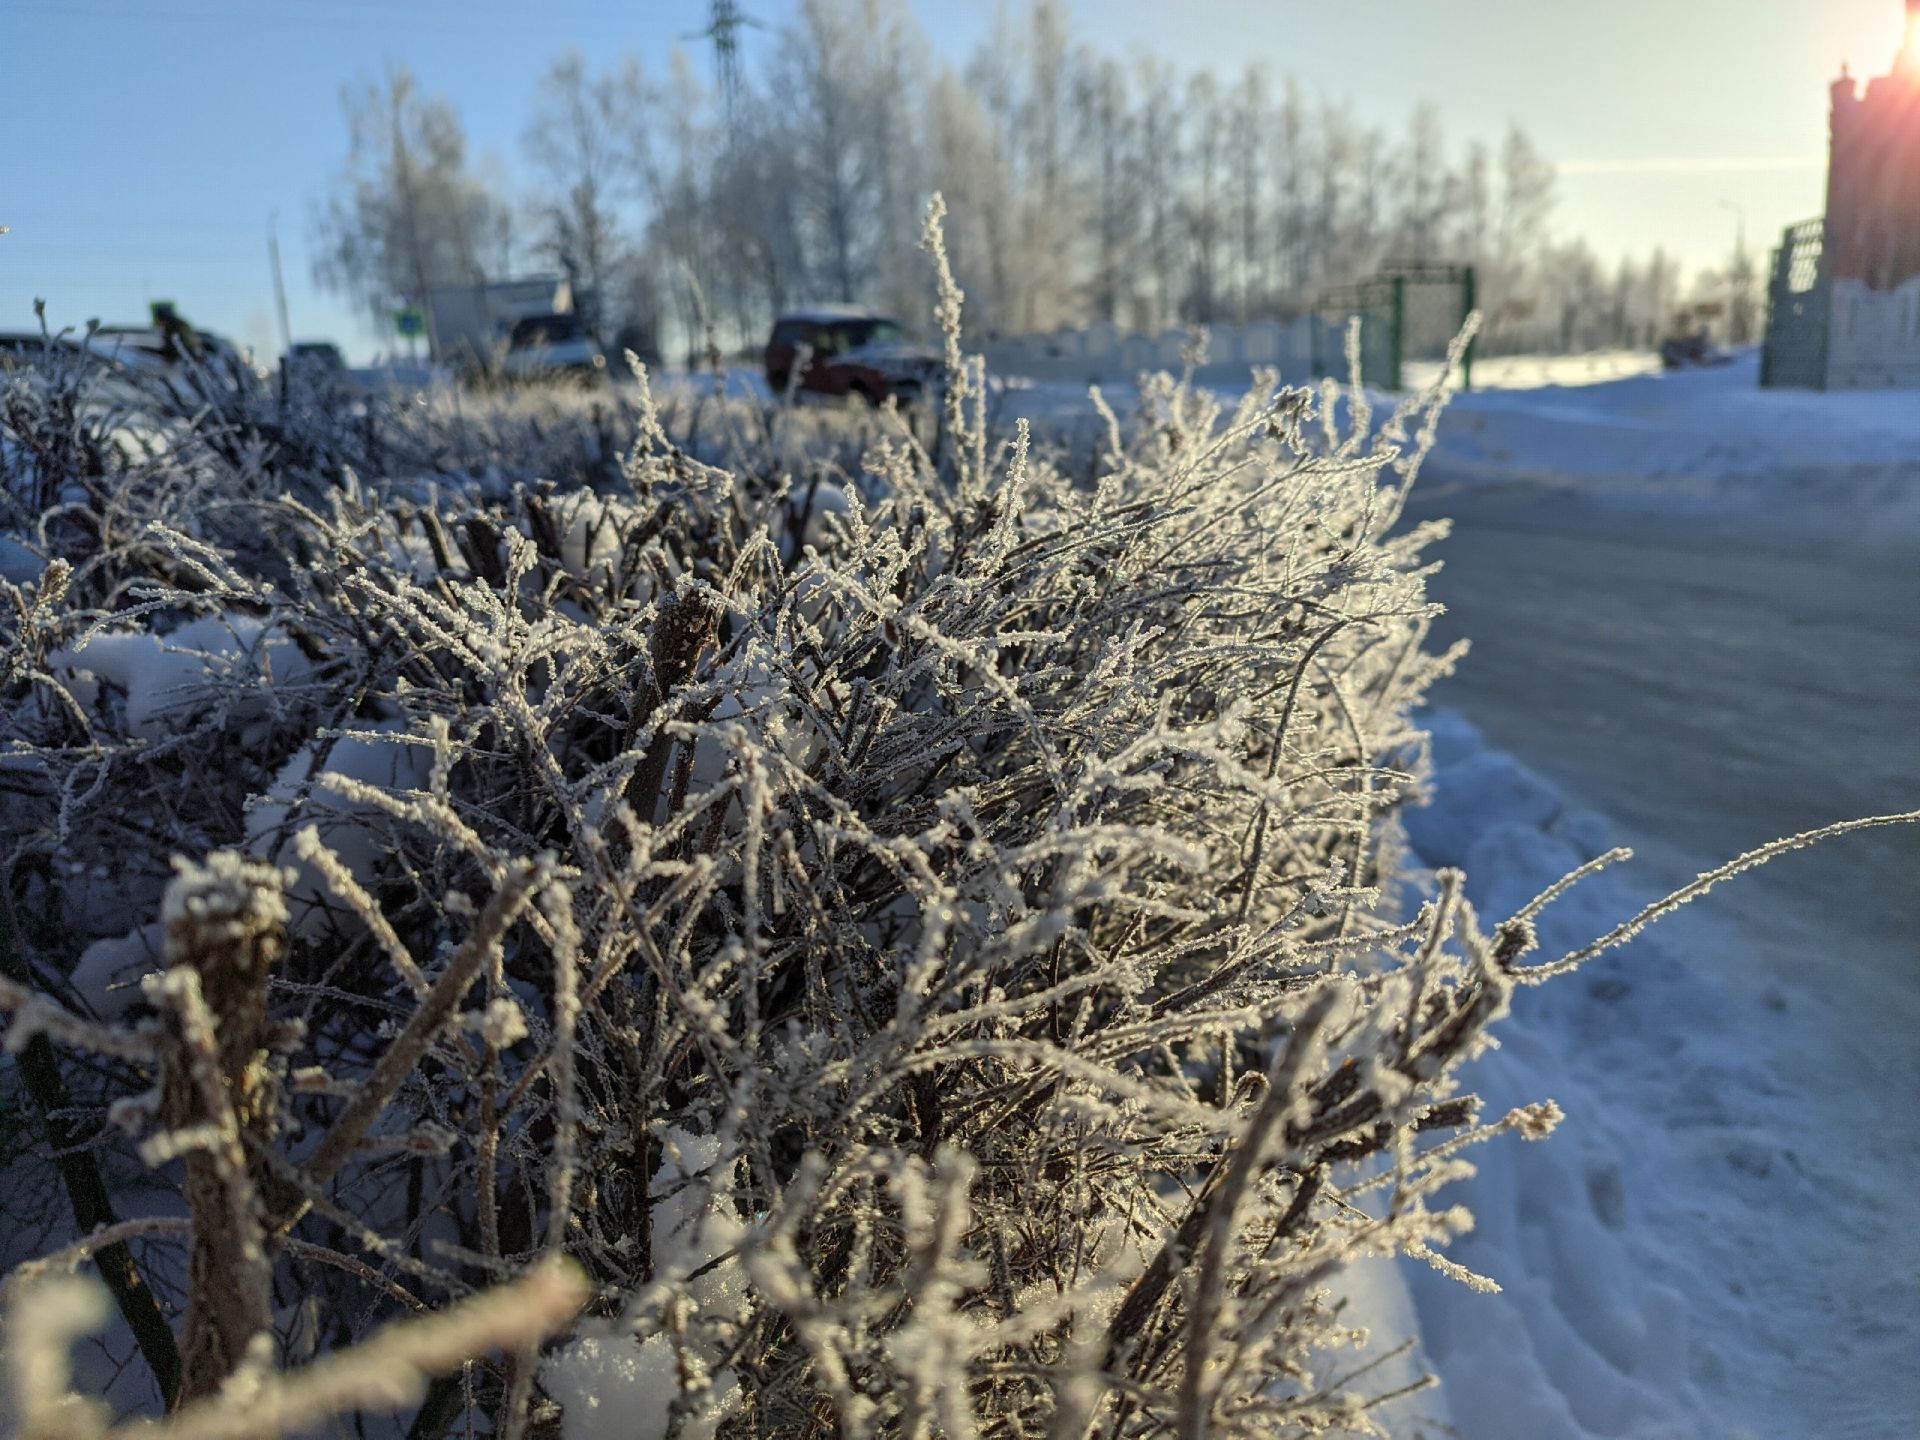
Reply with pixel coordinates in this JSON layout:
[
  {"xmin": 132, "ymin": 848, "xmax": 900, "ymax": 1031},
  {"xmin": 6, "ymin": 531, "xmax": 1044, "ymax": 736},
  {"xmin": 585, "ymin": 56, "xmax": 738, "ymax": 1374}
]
[
  {"xmin": 281, "ymin": 340, "xmax": 364, "ymax": 403},
  {"xmin": 764, "ymin": 307, "xmax": 943, "ymax": 406},
  {"xmin": 1659, "ymin": 329, "xmax": 1734, "ymax": 370},
  {"xmin": 285, "ymin": 341, "xmax": 348, "ymax": 375}
]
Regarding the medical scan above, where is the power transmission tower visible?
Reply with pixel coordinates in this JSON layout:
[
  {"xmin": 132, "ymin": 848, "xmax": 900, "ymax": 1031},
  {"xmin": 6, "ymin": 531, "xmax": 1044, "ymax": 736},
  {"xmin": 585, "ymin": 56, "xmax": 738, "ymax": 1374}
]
[{"xmin": 686, "ymin": 0, "xmax": 761, "ymax": 129}]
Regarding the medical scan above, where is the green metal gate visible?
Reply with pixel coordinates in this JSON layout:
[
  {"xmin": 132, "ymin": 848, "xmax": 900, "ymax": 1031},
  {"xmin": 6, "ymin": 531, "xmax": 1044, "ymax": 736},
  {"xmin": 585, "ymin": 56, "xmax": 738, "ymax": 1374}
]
[
  {"xmin": 1760, "ymin": 218, "xmax": 1829, "ymax": 390},
  {"xmin": 1314, "ymin": 262, "xmax": 1477, "ymax": 391}
]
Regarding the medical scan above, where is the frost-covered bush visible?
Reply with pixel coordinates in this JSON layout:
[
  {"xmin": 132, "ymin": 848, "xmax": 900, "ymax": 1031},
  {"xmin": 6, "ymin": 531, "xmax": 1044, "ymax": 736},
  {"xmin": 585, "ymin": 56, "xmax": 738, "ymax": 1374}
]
[{"xmin": 9, "ymin": 210, "xmax": 1871, "ymax": 1439}]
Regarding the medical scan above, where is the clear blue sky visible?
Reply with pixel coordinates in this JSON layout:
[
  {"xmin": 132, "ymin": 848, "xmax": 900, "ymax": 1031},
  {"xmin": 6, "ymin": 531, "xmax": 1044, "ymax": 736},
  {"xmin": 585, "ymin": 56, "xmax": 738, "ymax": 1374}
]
[{"xmin": 3, "ymin": 0, "xmax": 1911, "ymax": 359}]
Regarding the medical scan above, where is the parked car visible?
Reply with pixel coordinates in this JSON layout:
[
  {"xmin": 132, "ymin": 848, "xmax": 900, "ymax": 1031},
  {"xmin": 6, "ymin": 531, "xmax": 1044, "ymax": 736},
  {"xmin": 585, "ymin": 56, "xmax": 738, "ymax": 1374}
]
[
  {"xmin": 285, "ymin": 340, "xmax": 347, "ymax": 376},
  {"xmin": 1659, "ymin": 329, "xmax": 1734, "ymax": 371},
  {"xmin": 611, "ymin": 321, "xmax": 662, "ymax": 370},
  {"xmin": 764, "ymin": 307, "xmax": 944, "ymax": 406},
  {"xmin": 501, "ymin": 313, "xmax": 606, "ymax": 384},
  {"xmin": 281, "ymin": 340, "xmax": 361, "ymax": 396},
  {"xmin": 88, "ymin": 323, "xmax": 259, "ymax": 397},
  {"xmin": 0, "ymin": 332, "xmax": 56, "ymax": 368},
  {"xmin": 1, "ymin": 330, "xmax": 209, "ymax": 444}
]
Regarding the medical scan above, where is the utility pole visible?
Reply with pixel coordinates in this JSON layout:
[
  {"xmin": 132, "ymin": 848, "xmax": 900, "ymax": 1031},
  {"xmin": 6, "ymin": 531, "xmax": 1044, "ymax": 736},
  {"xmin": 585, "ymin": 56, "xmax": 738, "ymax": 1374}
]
[{"xmin": 268, "ymin": 211, "xmax": 293, "ymax": 355}]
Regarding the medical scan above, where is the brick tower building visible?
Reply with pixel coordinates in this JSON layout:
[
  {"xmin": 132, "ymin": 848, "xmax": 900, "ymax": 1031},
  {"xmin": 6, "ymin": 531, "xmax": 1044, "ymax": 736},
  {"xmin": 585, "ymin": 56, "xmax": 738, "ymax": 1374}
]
[
  {"xmin": 1762, "ymin": 2, "xmax": 1920, "ymax": 388},
  {"xmin": 1824, "ymin": 1, "xmax": 1920, "ymax": 289}
]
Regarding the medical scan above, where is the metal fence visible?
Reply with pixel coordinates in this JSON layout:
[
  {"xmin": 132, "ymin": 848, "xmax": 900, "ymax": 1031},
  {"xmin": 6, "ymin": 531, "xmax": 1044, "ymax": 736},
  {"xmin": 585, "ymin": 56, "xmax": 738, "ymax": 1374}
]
[
  {"xmin": 1760, "ymin": 218, "xmax": 1830, "ymax": 389},
  {"xmin": 975, "ymin": 263, "xmax": 1476, "ymax": 393},
  {"xmin": 1314, "ymin": 263, "xmax": 1477, "ymax": 391}
]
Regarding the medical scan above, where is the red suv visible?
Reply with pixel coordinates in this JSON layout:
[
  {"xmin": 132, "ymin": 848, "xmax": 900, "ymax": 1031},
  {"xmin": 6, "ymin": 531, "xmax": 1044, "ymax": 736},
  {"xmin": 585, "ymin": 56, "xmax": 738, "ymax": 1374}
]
[{"xmin": 764, "ymin": 307, "xmax": 943, "ymax": 407}]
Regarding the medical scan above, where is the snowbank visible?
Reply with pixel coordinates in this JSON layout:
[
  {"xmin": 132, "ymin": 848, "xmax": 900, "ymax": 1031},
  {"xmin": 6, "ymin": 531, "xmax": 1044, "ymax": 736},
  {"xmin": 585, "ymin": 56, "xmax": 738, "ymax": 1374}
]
[
  {"xmin": 1422, "ymin": 352, "xmax": 1920, "ymax": 536},
  {"xmin": 1400, "ymin": 710, "xmax": 1907, "ymax": 1440}
]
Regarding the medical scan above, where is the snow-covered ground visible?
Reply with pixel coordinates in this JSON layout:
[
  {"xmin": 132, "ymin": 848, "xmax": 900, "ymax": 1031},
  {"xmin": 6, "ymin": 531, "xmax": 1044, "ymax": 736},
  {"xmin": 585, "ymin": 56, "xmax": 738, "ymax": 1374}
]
[
  {"xmin": 1392, "ymin": 715, "xmax": 1718, "ymax": 1440},
  {"xmin": 1389, "ymin": 362, "xmax": 1920, "ymax": 1437},
  {"xmin": 1387, "ymin": 710, "xmax": 1920, "ymax": 1439},
  {"xmin": 1418, "ymin": 350, "xmax": 1920, "ymax": 537},
  {"xmin": 1406, "ymin": 348, "xmax": 1662, "ymax": 393}
]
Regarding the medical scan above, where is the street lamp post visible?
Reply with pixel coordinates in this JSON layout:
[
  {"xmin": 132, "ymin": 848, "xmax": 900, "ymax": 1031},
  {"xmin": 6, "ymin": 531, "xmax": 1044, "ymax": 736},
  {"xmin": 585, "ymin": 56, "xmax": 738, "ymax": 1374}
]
[{"xmin": 1717, "ymin": 200, "xmax": 1755, "ymax": 346}]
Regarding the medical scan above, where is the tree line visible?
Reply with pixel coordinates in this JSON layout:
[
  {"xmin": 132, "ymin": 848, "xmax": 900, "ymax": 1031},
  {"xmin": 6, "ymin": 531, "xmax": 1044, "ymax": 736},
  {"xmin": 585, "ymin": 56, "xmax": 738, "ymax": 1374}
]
[{"xmin": 314, "ymin": 0, "xmax": 1750, "ymax": 362}]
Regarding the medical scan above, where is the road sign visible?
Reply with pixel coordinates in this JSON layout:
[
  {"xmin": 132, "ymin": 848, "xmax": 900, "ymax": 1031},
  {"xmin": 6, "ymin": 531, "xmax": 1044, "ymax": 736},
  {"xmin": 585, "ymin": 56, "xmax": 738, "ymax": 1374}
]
[{"xmin": 394, "ymin": 307, "xmax": 425, "ymax": 338}]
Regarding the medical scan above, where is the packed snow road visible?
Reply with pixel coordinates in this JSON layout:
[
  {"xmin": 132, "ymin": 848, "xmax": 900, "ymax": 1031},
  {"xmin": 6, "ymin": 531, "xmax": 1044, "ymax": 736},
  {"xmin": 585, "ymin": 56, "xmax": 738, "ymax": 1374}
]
[
  {"xmin": 1413, "ymin": 491, "xmax": 1920, "ymax": 983},
  {"xmin": 1406, "ymin": 484, "xmax": 1920, "ymax": 1438}
]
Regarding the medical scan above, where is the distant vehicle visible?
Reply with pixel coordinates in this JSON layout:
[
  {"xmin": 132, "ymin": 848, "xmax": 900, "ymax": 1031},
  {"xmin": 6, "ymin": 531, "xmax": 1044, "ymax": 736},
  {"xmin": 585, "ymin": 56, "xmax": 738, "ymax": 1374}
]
[
  {"xmin": 353, "ymin": 357, "xmax": 452, "ymax": 393},
  {"xmin": 0, "ymin": 331, "xmax": 150, "ymax": 407},
  {"xmin": 426, "ymin": 277, "xmax": 576, "ymax": 376},
  {"xmin": 0, "ymin": 328, "xmax": 220, "ymax": 418},
  {"xmin": 611, "ymin": 320, "xmax": 662, "ymax": 371},
  {"xmin": 764, "ymin": 306, "xmax": 944, "ymax": 407},
  {"xmin": 0, "ymin": 332, "xmax": 55, "ymax": 366},
  {"xmin": 0, "ymin": 325, "xmax": 219, "ymax": 378},
  {"xmin": 88, "ymin": 323, "xmax": 258, "ymax": 395},
  {"xmin": 281, "ymin": 340, "xmax": 363, "ymax": 403},
  {"xmin": 89, "ymin": 325, "xmax": 187, "ymax": 367},
  {"xmin": 1659, "ymin": 331, "xmax": 1735, "ymax": 371},
  {"xmin": 64, "ymin": 328, "xmax": 263, "ymax": 410},
  {"xmin": 285, "ymin": 341, "xmax": 347, "ymax": 375},
  {"xmin": 501, "ymin": 313, "xmax": 607, "ymax": 384}
]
